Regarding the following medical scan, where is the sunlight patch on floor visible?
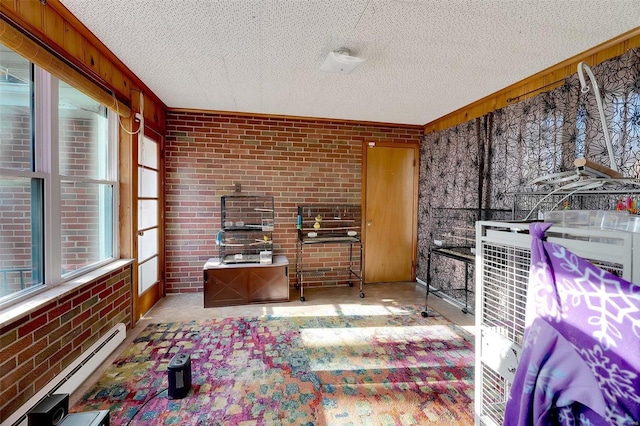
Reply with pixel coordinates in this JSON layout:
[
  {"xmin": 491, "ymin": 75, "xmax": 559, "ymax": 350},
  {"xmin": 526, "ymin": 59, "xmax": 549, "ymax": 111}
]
[
  {"xmin": 460, "ymin": 325, "xmax": 475, "ymax": 334},
  {"xmin": 299, "ymin": 324, "xmax": 470, "ymax": 373},
  {"xmin": 264, "ymin": 303, "xmax": 413, "ymax": 318}
]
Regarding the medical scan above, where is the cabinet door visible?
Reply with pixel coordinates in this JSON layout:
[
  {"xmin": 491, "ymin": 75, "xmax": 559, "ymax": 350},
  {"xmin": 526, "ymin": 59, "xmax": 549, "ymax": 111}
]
[
  {"xmin": 248, "ymin": 265, "xmax": 289, "ymax": 303},
  {"xmin": 204, "ymin": 268, "xmax": 249, "ymax": 307}
]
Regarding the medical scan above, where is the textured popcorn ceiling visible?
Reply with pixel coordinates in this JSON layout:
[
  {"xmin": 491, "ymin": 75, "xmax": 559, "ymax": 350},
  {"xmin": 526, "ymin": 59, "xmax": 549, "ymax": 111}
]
[{"xmin": 59, "ymin": 0, "xmax": 640, "ymax": 125}]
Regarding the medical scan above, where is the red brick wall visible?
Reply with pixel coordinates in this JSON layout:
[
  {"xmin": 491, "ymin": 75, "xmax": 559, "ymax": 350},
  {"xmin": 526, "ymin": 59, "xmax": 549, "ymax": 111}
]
[
  {"xmin": 165, "ymin": 112, "xmax": 423, "ymax": 293},
  {"xmin": 0, "ymin": 265, "xmax": 132, "ymax": 423}
]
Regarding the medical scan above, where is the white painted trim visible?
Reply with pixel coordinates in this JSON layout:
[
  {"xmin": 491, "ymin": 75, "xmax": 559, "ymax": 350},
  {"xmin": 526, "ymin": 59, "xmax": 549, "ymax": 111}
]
[{"xmin": 0, "ymin": 259, "xmax": 133, "ymax": 329}]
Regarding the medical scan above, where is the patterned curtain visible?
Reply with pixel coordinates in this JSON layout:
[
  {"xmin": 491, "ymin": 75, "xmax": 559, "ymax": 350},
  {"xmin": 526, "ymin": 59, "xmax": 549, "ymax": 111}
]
[
  {"xmin": 489, "ymin": 47, "xmax": 640, "ymax": 208},
  {"xmin": 582, "ymin": 49, "xmax": 640, "ymax": 177},
  {"xmin": 417, "ymin": 47, "xmax": 640, "ymax": 308},
  {"xmin": 486, "ymin": 83, "xmax": 578, "ymax": 210},
  {"xmin": 417, "ymin": 118, "xmax": 483, "ymax": 305}
]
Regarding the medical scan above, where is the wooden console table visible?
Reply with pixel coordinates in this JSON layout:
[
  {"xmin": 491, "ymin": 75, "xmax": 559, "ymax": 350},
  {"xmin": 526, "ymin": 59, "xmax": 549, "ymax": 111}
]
[{"xmin": 203, "ymin": 255, "xmax": 289, "ymax": 307}]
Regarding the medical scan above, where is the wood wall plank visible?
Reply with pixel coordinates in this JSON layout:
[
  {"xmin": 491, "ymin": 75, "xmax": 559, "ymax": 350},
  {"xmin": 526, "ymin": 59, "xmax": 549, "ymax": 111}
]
[
  {"xmin": 42, "ymin": 5, "xmax": 64, "ymax": 48},
  {"xmin": 0, "ymin": 18, "xmax": 131, "ymax": 116},
  {"xmin": 82, "ymin": 37, "xmax": 100, "ymax": 75},
  {"xmin": 0, "ymin": 0, "xmax": 15, "ymax": 11},
  {"xmin": 15, "ymin": 0, "xmax": 41, "ymax": 28},
  {"xmin": 1, "ymin": 0, "xmax": 166, "ymax": 132},
  {"xmin": 62, "ymin": 20, "xmax": 83, "ymax": 65},
  {"xmin": 98, "ymin": 51, "xmax": 112, "ymax": 83}
]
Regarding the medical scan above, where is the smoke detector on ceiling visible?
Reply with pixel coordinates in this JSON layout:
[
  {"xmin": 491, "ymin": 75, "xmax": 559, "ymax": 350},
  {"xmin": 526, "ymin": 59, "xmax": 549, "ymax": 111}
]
[{"xmin": 320, "ymin": 48, "xmax": 365, "ymax": 74}]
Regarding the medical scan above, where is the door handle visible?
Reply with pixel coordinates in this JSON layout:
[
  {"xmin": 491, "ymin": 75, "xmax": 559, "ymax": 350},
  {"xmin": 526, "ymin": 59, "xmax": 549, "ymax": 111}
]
[{"xmin": 367, "ymin": 221, "xmax": 373, "ymax": 227}]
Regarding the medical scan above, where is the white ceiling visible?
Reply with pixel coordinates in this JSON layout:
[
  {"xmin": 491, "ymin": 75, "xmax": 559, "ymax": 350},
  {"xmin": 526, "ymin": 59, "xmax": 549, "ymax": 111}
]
[{"xmin": 59, "ymin": 0, "xmax": 640, "ymax": 126}]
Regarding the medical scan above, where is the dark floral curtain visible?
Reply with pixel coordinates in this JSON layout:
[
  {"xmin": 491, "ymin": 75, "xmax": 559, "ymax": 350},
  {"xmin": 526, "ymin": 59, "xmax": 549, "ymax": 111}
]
[
  {"xmin": 583, "ymin": 49, "xmax": 640, "ymax": 177},
  {"xmin": 417, "ymin": 47, "xmax": 640, "ymax": 309},
  {"xmin": 490, "ymin": 47, "xmax": 640, "ymax": 208},
  {"xmin": 417, "ymin": 119, "xmax": 483, "ymax": 305},
  {"xmin": 485, "ymin": 83, "xmax": 578, "ymax": 210}
]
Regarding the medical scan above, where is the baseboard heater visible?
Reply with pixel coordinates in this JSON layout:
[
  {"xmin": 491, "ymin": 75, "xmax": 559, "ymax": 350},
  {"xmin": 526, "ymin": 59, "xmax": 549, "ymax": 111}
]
[{"xmin": 4, "ymin": 323, "xmax": 126, "ymax": 426}]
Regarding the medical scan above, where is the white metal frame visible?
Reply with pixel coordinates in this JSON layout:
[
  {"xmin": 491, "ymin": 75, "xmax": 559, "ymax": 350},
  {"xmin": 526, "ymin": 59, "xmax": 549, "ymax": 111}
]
[{"xmin": 474, "ymin": 220, "xmax": 639, "ymax": 426}]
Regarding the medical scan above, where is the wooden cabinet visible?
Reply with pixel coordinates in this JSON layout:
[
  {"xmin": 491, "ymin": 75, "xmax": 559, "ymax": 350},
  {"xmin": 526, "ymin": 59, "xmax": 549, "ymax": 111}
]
[{"xmin": 203, "ymin": 255, "xmax": 289, "ymax": 307}]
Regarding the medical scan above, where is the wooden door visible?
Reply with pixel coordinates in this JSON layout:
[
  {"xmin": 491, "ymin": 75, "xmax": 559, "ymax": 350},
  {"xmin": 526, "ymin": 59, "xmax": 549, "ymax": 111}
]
[
  {"xmin": 134, "ymin": 129, "xmax": 165, "ymax": 320},
  {"xmin": 363, "ymin": 142, "xmax": 418, "ymax": 283}
]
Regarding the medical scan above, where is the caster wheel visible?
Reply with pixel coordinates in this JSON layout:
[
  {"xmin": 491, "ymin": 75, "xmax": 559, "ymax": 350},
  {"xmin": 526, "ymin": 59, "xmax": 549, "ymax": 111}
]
[
  {"xmin": 421, "ymin": 311, "xmax": 428, "ymax": 318},
  {"xmin": 300, "ymin": 296, "xmax": 306, "ymax": 302},
  {"xmin": 359, "ymin": 292, "xmax": 365, "ymax": 298},
  {"xmin": 348, "ymin": 281, "xmax": 353, "ymax": 287}
]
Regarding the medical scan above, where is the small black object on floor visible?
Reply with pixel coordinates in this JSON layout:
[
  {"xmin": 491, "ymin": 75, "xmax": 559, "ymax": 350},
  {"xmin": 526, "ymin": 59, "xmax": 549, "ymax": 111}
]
[{"xmin": 167, "ymin": 352, "xmax": 192, "ymax": 399}]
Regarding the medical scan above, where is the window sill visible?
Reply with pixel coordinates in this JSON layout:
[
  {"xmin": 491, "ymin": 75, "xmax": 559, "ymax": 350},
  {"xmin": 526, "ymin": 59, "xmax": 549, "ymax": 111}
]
[{"xmin": 0, "ymin": 259, "xmax": 134, "ymax": 329}]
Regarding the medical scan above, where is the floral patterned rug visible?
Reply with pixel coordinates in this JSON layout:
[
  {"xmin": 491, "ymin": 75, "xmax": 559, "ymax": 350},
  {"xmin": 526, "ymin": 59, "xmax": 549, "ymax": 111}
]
[{"xmin": 72, "ymin": 306, "xmax": 474, "ymax": 425}]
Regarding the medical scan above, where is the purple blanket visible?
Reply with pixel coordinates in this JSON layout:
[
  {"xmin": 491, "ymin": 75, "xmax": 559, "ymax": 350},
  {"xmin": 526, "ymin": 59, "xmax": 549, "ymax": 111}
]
[{"xmin": 504, "ymin": 222, "xmax": 640, "ymax": 425}]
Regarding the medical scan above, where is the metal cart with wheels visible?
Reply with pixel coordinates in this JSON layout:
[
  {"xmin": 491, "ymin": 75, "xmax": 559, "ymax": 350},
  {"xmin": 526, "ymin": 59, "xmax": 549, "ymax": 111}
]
[{"xmin": 295, "ymin": 205, "xmax": 364, "ymax": 301}]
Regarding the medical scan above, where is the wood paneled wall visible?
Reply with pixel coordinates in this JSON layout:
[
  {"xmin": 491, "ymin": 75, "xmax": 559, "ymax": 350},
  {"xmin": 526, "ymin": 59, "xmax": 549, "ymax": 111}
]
[
  {"xmin": 4, "ymin": 0, "xmax": 638, "ymax": 139},
  {"xmin": 0, "ymin": 0, "xmax": 165, "ymax": 130},
  {"xmin": 425, "ymin": 27, "xmax": 640, "ymax": 134}
]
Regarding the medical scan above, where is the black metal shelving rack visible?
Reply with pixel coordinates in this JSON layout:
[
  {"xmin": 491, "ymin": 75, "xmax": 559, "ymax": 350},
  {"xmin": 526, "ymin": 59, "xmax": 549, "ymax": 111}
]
[{"xmin": 295, "ymin": 204, "xmax": 363, "ymax": 302}]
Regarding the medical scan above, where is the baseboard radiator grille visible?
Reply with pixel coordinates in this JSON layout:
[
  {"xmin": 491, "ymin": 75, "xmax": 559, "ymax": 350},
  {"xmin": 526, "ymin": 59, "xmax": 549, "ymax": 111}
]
[{"xmin": 4, "ymin": 322, "xmax": 126, "ymax": 426}]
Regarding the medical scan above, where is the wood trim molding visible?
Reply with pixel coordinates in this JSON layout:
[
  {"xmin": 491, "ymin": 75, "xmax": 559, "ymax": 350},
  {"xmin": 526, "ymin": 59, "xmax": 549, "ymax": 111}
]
[
  {"xmin": 1, "ymin": 0, "xmax": 166, "ymax": 130},
  {"xmin": 0, "ymin": 16, "xmax": 131, "ymax": 116},
  {"xmin": 424, "ymin": 26, "xmax": 640, "ymax": 134},
  {"xmin": 168, "ymin": 107, "xmax": 425, "ymax": 130}
]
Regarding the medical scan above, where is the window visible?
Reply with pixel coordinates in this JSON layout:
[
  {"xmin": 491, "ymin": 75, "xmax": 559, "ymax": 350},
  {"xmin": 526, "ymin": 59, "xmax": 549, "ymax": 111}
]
[
  {"xmin": 0, "ymin": 42, "xmax": 118, "ymax": 306},
  {"xmin": 58, "ymin": 81, "xmax": 115, "ymax": 276}
]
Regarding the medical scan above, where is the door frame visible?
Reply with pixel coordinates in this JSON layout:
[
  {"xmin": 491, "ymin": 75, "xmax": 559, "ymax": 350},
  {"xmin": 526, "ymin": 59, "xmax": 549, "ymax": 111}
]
[
  {"xmin": 361, "ymin": 141, "xmax": 420, "ymax": 283},
  {"xmin": 132, "ymin": 126, "xmax": 165, "ymax": 322}
]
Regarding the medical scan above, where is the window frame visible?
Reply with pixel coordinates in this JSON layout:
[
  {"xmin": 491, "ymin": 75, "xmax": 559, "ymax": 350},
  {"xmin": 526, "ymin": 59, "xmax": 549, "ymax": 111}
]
[{"xmin": 0, "ymin": 55, "xmax": 119, "ymax": 308}]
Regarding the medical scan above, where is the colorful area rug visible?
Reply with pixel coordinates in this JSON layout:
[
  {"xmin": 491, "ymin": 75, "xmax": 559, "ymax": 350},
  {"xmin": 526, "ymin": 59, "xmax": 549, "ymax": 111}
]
[{"xmin": 72, "ymin": 306, "xmax": 474, "ymax": 425}]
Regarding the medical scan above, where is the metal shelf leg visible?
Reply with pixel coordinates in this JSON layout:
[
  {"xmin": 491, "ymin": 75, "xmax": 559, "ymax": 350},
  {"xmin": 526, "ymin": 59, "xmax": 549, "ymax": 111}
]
[{"xmin": 421, "ymin": 249, "xmax": 432, "ymax": 317}]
